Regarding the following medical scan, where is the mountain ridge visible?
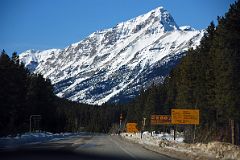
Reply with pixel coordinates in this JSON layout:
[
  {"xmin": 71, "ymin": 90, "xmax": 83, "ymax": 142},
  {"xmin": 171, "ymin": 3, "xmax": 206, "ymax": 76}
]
[{"xmin": 19, "ymin": 6, "xmax": 204, "ymax": 105}]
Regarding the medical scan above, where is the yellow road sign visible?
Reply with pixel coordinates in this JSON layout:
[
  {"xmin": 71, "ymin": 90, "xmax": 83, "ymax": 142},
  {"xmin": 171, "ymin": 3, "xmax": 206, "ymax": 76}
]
[
  {"xmin": 126, "ymin": 123, "xmax": 139, "ymax": 133},
  {"xmin": 151, "ymin": 115, "xmax": 171, "ymax": 125},
  {"xmin": 171, "ymin": 109, "xmax": 199, "ymax": 125}
]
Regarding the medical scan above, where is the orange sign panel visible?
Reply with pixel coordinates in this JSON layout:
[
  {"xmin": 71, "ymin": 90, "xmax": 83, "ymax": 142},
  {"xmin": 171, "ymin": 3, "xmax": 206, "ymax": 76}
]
[
  {"xmin": 126, "ymin": 123, "xmax": 139, "ymax": 133},
  {"xmin": 151, "ymin": 115, "xmax": 171, "ymax": 125},
  {"xmin": 171, "ymin": 109, "xmax": 199, "ymax": 125}
]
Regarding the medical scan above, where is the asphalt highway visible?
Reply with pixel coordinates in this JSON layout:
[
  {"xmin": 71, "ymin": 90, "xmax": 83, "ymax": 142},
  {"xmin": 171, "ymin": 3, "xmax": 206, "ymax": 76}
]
[{"xmin": 0, "ymin": 134, "xmax": 177, "ymax": 160}]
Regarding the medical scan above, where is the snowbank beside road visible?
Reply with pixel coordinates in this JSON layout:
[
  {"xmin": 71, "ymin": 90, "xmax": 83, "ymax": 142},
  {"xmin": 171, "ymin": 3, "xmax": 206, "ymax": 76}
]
[
  {"xmin": 0, "ymin": 132, "xmax": 85, "ymax": 149},
  {"xmin": 121, "ymin": 132, "xmax": 240, "ymax": 160}
]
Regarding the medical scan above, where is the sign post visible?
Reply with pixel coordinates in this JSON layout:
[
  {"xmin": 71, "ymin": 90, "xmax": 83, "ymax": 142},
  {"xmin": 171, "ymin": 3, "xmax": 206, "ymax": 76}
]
[
  {"xmin": 120, "ymin": 113, "xmax": 123, "ymax": 128},
  {"xmin": 174, "ymin": 125, "xmax": 176, "ymax": 141},
  {"xmin": 141, "ymin": 117, "xmax": 147, "ymax": 139},
  {"xmin": 150, "ymin": 110, "xmax": 199, "ymax": 141},
  {"xmin": 29, "ymin": 115, "xmax": 42, "ymax": 133},
  {"xmin": 171, "ymin": 109, "xmax": 199, "ymax": 142}
]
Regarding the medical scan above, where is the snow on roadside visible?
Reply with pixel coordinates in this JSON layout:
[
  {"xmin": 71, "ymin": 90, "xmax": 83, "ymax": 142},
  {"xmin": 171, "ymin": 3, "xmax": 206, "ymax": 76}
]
[
  {"xmin": 0, "ymin": 132, "xmax": 85, "ymax": 149},
  {"xmin": 121, "ymin": 132, "xmax": 240, "ymax": 160}
]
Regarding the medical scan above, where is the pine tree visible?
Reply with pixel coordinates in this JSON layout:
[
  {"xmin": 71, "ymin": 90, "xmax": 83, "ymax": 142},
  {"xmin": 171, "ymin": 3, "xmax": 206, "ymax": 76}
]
[{"xmin": 11, "ymin": 52, "xmax": 19, "ymax": 64}]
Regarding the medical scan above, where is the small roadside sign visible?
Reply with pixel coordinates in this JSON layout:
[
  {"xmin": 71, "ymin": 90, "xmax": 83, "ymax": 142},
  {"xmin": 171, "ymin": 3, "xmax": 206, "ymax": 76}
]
[
  {"xmin": 171, "ymin": 109, "xmax": 199, "ymax": 125},
  {"xmin": 126, "ymin": 123, "xmax": 139, "ymax": 133},
  {"xmin": 151, "ymin": 115, "xmax": 171, "ymax": 125}
]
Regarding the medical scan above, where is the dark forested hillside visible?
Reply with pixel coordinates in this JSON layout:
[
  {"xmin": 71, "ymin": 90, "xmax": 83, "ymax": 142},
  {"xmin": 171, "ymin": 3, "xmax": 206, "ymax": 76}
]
[
  {"xmin": 122, "ymin": 1, "xmax": 240, "ymax": 144},
  {"xmin": 0, "ymin": 51, "xmax": 60, "ymax": 135},
  {"xmin": 0, "ymin": 51, "xmax": 123, "ymax": 136}
]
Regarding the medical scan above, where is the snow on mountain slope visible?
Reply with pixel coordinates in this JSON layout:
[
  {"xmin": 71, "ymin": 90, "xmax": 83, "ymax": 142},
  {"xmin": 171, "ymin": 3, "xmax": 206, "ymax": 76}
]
[{"xmin": 19, "ymin": 7, "xmax": 204, "ymax": 105}]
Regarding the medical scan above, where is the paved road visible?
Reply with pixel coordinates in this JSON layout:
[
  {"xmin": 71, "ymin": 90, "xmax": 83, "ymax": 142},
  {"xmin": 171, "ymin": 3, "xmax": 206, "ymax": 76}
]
[{"xmin": 0, "ymin": 134, "xmax": 177, "ymax": 160}]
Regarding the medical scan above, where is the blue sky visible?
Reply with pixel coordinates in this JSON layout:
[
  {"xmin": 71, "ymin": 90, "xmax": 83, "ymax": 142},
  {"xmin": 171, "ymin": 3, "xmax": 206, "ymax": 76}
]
[{"xmin": 0, "ymin": 0, "xmax": 236, "ymax": 55}]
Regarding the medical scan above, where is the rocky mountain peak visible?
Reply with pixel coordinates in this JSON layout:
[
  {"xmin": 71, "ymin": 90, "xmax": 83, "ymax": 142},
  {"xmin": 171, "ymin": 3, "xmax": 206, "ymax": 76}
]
[{"xmin": 19, "ymin": 7, "xmax": 204, "ymax": 105}]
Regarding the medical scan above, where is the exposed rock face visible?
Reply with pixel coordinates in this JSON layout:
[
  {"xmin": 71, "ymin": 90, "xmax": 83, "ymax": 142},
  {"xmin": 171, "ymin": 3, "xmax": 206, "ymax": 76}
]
[{"xmin": 19, "ymin": 7, "xmax": 204, "ymax": 105}]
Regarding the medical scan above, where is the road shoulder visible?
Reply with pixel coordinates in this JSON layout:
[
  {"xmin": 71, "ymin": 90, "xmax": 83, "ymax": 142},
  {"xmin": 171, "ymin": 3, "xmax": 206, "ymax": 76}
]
[{"xmin": 120, "ymin": 133, "xmax": 218, "ymax": 160}]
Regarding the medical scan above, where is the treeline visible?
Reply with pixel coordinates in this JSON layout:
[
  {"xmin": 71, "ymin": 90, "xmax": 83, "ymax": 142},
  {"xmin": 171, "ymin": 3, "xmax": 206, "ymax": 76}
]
[
  {"xmin": 0, "ymin": 51, "xmax": 123, "ymax": 136},
  {"xmin": 123, "ymin": 1, "xmax": 240, "ymax": 144},
  {"xmin": 54, "ymin": 98, "xmax": 125, "ymax": 133}
]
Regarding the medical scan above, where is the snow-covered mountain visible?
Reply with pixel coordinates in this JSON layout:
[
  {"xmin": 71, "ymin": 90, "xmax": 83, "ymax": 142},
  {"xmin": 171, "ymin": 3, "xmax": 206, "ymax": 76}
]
[{"xmin": 19, "ymin": 7, "xmax": 204, "ymax": 105}]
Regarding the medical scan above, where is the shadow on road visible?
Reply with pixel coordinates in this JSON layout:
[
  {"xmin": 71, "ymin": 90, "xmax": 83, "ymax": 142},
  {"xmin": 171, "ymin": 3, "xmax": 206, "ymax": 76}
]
[{"xmin": 0, "ymin": 148, "xmax": 142, "ymax": 160}]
